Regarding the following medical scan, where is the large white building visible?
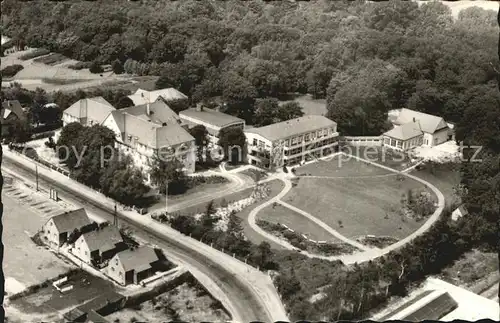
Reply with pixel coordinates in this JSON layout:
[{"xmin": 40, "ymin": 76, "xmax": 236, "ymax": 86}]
[
  {"xmin": 245, "ymin": 115, "xmax": 339, "ymax": 169},
  {"xmin": 179, "ymin": 106, "xmax": 245, "ymax": 146},
  {"xmin": 102, "ymin": 100, "xmax": 196, "ymax": 182},
  {"xmin": 62, "ymin": 97, "xmax": 116, "ymax": 127},
  {"xmin": 382, "ymin": 108, "xmax": 453, "ymax": 151}
]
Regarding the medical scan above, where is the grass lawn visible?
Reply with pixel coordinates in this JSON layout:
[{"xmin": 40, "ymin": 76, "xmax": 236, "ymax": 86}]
[
  {"xmin": 343, "ymin": 146, "xmax": 415, "ymax": 171},
  {"xmin": 150, "ymin": 180, "xmax": 232, "ymax": 213},
  {"xmin": 231, "ymin": 179, "xmax": 288, "ymax": 249},
  {"xmin": 239, "ymin": 168, "xmax": 269, "ymax": 182},
  {"xmin": 10, "ymin": 270, "xmax": 116, "ymax": 314},
  {"xmin": 283, "ymin": 169, "xmax": 433, "ymax": 240},
  {"xmin": 296, "ymin": 154, "xmax": 393, "ymax": 178},
  {"xmin": 409, "ymin": 163, "xmax": 461, "ymax": 207},
  {"xmin": 105, "ymin": 281, "xmax": 230, "ymax": 322},
  {"xmin": 2, "ymin": 193, "xmax": 74, "ymax": 295},
  {"xmin": 280, "ymin": 94, "xmax": 327, "ymax": 116},
  {"xmin": 258, "ymin": 203, "xmax": 340, "ymax": 242}
]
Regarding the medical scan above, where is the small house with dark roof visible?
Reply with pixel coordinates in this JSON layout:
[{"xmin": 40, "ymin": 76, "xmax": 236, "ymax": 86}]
[
  {"xmin": 41, "ymin": 208, "xmax": 92, "ymax": 247},
  {"xmin": 73, "ymin": 225, "xmax": 127, "ymax": 266},
  {"xmin": 107, "ymin": 246, "xmax": 168, "ymax": 285},
  {"xmin": 179, "ymin": 105, "xmax": 245, "ymax": 145}
]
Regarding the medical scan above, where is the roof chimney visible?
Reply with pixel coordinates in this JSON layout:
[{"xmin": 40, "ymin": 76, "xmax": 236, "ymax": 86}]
[
  {"xmin": 413, "ymin": 117, "xmax": 416, "ymax": 122},
  {"xmin": 146, "ymin": 103, "xmax": 151, "ymax": 116}
]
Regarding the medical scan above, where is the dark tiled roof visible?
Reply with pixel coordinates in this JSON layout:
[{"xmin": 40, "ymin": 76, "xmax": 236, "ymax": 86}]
[
  {"xmin": 81, "ymin": 225, "xmax": 123, "ymax": 253},
  {"xmin": 51, "ymin": 208, "xmax": 92, "ymax": 233},
  {"xmin": 116, "ymin": 246, "xmax": 159, "ymax": 272}
]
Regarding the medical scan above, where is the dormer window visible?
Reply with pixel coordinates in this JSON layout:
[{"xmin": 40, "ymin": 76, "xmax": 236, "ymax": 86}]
[{"xmin": 127, "ymin": 135, "xmax": 132, "ymax": 141}]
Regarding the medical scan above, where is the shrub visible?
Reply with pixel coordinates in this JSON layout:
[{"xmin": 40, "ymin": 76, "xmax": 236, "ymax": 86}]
[
  {"xmin": 68, "ymin": 61, "xmax": 91, "ymax": 70},
  {"xmin": 1, "ymin": 64, "xmax": 24, "ymax": 77},
  {"xmin": 18, "ymin": 48, "xmax": 50, "ymax": 60},
  {"xmin": 89, "ymin": 61, "xmax": 104, "ymax": 74}
]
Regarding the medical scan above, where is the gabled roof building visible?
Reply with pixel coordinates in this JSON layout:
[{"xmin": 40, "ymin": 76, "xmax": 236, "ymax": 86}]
[{"xmin": 62, "ymin": 97, "xmax": 116, "ymax": 127}]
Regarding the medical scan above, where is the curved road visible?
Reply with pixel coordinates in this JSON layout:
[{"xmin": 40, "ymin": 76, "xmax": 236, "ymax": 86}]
[
  {"xmin": 2, "ymin": 154, "xmax": 286, "ymax": 322},
  {"xmin": 248, "ymin": 153, "xmax": 445, "ymax": 265}
]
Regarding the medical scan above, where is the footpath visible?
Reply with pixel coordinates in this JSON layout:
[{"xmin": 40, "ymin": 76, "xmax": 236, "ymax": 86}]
[
  {"xmin": 2, "ymin": 148, "xmax": 288, "ymax": 322},
  {"xmin": 247, "ymin": 152, "xmax": 445, "ymax": 265}
]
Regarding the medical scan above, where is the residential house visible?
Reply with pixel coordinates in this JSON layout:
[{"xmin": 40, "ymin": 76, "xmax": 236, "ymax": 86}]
[
  {"xmin": 102, "ymin": 100, "xmax": 196, "ymax": 181},
  {"xmin": 245, "ymin": 115, "xmax": 339, "ymax": 169},
  {"xmin": 41, "ymin": 208, "xmax": 92, "ymax": 247},
  {"xmin": 384, "ymin": 108, "xmax": 452, "ymax": 149},
  {"xmin": 62, "ymin": 97, "xmax": 116, "ymax": 127},
  {"xmin": 179, "ymin": 105, "xmax": 246, "ymax": 146},
  {"xmin": 106, "ymin": 246, "xmax": 168, "ymax": 286},
  {"xmin": 382, "ymin": 121, "xmax": 424, "ymax": 151},
  {"xmin": 1, "ymin": 100, "xmax": 27, "ymax": 137},
  {"xmin": 127, "ymin": 88, "xmax": 188, "ymax": 106},
  {"xmin": 72, "ymin": 225, "xmax": 127, "ymax": 266}
]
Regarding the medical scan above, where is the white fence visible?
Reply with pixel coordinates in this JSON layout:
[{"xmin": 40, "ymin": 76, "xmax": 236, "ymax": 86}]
[{"xmin": 342, "ymin": 136, "xmax": 382, "ymax": 147}]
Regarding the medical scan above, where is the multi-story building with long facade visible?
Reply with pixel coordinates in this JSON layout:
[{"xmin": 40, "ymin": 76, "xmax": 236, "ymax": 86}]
[{"xmin": 245, "ymin": 115, "xmax": 339, "ymax": 169}]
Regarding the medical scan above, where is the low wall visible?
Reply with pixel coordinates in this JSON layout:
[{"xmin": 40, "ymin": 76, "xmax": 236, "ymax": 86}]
[
  {"xmin": 342, "ymin": 136, "xmax": 382, "ymax": 147},
  {"xmin": 124, "ymin": 270, "xmax": 191, "ymax": 308}
]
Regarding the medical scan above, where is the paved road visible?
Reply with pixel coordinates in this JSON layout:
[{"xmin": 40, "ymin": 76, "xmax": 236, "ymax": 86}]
[
  {"xmin": 2, "ymin": 154, "xmax": 288, "ymax": 322},
  {"xmin": 247, "ymin": 153, "xmax": 446, "ymax": 265}
]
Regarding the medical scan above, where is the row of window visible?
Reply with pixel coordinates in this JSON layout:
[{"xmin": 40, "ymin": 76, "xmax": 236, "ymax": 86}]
[
  {"xmin": 285, "ymin": 127, "xmax": 336, "ymax": 147},
  {"xmin": 384, "ymin": 136, "xmax": 423, "ymax": 149}
]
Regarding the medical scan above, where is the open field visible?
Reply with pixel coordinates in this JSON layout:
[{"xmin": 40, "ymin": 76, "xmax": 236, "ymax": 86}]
[
  {"xmin": 295, "ymin": 154, "xmax": 393, "ymax": 177},
  {"xmin": 258, "ymin": 203, "xmax": 339, "ymax": 242},
  {"xmin": 2, "ymin": 193, "xmax": 74, "ymax": 295},
  {"xmin": 285, "ymin": 159, "xmax": 434, "ymax": 240},
  {"xmin": 150, "ymin": 181, "xmax": 233, "ymax": 214},
  {"xmin": 10, "ymin": 269, "xmax": 117, "ymax": 314},
  {"xmin": 280, "ymin": 94, "xmax": 327, "ymax": 116},
  {"xmin": 0, "ymin": 48, "xmax": 141, "ymax": 92},
  {"xmin": 105, "ymin": 281, "xmax": 230, "ymax": 322},
  {"xmin": 343, "ymin": 146, "xmax": 415, "ymax": 170}
]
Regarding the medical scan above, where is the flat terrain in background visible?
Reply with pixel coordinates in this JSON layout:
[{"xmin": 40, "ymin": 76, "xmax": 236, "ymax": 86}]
[
  {"xmin": 2, "ymin": 193, "xmax": 73, "ymax": 295},
  {"xmin": 284, "ymin": 158, "xmax": 433, "ymax": 240},
  {"xmin": 279, "ymin": 94, "xmax": 327, "ymax": 116},
  {"xmin": 0, "ymin": 49, "xmax": 149, "ymax": 93}
]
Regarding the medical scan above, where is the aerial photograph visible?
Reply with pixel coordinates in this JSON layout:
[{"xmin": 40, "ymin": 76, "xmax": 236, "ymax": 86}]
[{"xmin": 0, "ymin": 0, "xmax": 499, "ymax": 322}]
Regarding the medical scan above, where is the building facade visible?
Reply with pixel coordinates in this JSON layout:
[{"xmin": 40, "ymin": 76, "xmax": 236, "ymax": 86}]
[
  {"xmin": 106, "ymin": 246, "xmax": 164, "ymax": 286},
  {"xmin": 62, "ymin": 97, "xmax": 116, "ymax": 127},
  {"xmin": 179, "ymin": 106, "xmax": 245, "ymax": 146},
  {"xmin": 101, "ymin": 101, "xmax": 196, "ymax": 182},
  {"xmin": 245, "ymin": 115, "xmax": 339, "ymax": 169},
  {"xmin": 385, "ymin": 108, "xmax": 452, "ymax": 149},
  {"xmin": 72, "ymin": 225, "xmax": 126, "ymax": 266},
  {"xmin": 382, "ymin": 121, "xmax": 424, "ymax": 151},
  {"xmin": 41, "ymin": 209, "xmax": 92, "ymax": 248}
]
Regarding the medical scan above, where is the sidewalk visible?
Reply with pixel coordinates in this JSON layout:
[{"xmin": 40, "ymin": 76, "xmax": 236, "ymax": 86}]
[{"xmin": 3, "ymin": 149, "xmax": 288, "ymax": 322}]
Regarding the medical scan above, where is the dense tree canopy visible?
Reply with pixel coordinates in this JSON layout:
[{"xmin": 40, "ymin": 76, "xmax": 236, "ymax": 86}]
[{"xmin": 4, "ymin": 0, "xmax": 496, "ymax": 131}]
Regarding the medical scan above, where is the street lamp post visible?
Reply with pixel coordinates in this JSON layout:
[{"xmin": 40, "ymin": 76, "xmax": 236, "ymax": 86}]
[
  {"xmin": 35, "ymin": 163, "xmax": 39, "ymax": 191},
  {"xmin": 165, "ymin": 179, "xmax": 169, "ymax": 214}
]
